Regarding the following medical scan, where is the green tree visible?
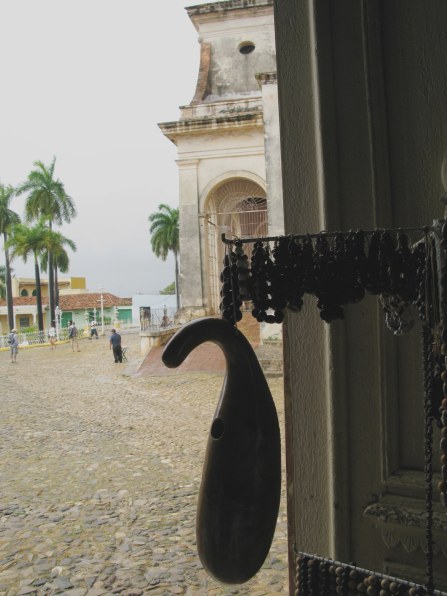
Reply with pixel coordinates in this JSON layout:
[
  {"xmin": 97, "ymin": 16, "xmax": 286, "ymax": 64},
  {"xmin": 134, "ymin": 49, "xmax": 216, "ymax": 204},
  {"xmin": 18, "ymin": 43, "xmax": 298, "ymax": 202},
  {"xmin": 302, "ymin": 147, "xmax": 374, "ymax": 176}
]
[
  {"xmin": 0, "ymin": 183, "xmax": 20, "ymax": 329},
  {"xmin": 0, "ymin": 264, "xmax": 6, "ymax": 300},
  {"xmin": 160, "ymin": 281, "xmax": 175, "ymax": 295},
  {"xmin": 16, "ymin": 157, "xmax": 76, "ymax": 325},
  {"xmin": 148, "ymin": 203, "xmax": 180, "ymax": 310},
  {"xmin": 8, "ymin": 222, "xmax": 48, "ymax": 331},
  {"xmin": 40, "ymin": 229, "xmax": 76, "ymax": 312}
]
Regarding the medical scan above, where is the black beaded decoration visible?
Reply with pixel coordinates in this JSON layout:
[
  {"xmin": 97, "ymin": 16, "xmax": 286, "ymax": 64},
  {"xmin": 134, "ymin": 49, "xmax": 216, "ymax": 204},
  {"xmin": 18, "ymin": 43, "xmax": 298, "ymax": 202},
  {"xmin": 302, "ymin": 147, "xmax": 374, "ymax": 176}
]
[
  {"xmin": 313, "ymin": 233, "xmax": 345, "ymax": 322},
  {"xmin": 294, "ymin": 553, "xmax": 439, "ymax": 595},
  {"xmin": 365, "ymin": 230, "xmax": 382, "ymax": 294},
  {"xmin": 219, "ymin": 246, "xmax": 242, "ymax": 324},
  {"xmin": 413, "ymin": 240, "xmax": 428, "ymax": 323},
  {"xmin": 221, "ymin": 227, "xmax": 441, "ymax": 330},
  {"xmin": 391, "ymin": 232, "xmax": 417, "ymax": 302},
  {"xmin": 437, "ymin": 222, "xmax": 447, "ymax": 508},
  {"xmin": 422, "ymin": 324, "xmax": 435, "ymax": 594},
  {"xmin": 235, "ymin": 240, "xmax": 252, "ymax": 303},
  {"xmin": 269, "ymin": 237, "xmax": 289, "ymax": 323},
  {"xmin": 287, "ymin": 236, "xmax": 305, "ymax": 313},
  {"xmin": 251, "ymin": 240, "xmax": 274, "ymax": 323},
  {"xmin": 344, "ymin": 230, "xmax": 367, "ymax": 304}
]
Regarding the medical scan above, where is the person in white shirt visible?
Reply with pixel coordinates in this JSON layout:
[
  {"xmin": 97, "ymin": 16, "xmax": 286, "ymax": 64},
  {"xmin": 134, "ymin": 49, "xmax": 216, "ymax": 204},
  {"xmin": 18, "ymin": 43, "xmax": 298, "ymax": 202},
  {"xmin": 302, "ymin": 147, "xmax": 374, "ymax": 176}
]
[{"xmin": 48, "ymin": 324, "xmax": 56, "ymax": 350}]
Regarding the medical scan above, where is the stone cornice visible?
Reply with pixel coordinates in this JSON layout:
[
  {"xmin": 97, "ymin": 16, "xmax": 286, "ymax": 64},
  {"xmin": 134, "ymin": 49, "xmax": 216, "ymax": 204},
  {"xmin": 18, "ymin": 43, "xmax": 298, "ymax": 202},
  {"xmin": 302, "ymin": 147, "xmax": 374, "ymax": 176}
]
[
  {"xmin": 159, "ymin": 111, "xmax": 264, "ymax": 142},
  {"xmin": 256, "ymin": 72, "xmax": 277, "ymax": 86},
  {"xmin": 186, "ymin": 0, "xmax": 273, "ymax": 18}
]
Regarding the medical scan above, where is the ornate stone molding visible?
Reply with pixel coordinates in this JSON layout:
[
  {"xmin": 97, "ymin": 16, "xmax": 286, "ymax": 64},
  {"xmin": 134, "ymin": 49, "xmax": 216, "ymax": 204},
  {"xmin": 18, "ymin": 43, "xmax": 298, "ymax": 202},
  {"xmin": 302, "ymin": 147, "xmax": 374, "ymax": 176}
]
[{"xmin": 364, "ymin": 492, "xmax": 447, "ymax": 557}]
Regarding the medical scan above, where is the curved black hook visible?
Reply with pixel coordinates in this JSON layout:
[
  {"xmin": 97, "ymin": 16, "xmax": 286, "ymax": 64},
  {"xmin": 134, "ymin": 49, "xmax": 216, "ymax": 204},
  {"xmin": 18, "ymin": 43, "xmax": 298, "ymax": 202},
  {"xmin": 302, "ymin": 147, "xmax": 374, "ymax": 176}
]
[{"xmin": 162, "ymin": 317, "xmax": 281, "ymax": 584}]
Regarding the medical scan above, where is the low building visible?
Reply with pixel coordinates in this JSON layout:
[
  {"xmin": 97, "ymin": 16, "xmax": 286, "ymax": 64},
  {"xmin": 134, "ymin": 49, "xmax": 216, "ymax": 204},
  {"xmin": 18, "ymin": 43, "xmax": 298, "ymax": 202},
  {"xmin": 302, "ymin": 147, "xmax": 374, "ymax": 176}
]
[
  {"xmin": 57, "ymin": 293, "xmax": 133, "ymax": 329},
  {"xmin": 0, "ymin": 292, "xmax": 132, "ymax": 333}
]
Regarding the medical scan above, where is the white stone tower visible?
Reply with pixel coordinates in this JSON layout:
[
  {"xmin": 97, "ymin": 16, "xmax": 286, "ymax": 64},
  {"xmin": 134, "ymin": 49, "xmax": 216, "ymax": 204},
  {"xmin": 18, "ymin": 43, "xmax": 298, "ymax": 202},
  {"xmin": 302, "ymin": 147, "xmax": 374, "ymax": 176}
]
[{"xmin": 159, "ymin": 0, "xmax": 282, "ymax": 314}]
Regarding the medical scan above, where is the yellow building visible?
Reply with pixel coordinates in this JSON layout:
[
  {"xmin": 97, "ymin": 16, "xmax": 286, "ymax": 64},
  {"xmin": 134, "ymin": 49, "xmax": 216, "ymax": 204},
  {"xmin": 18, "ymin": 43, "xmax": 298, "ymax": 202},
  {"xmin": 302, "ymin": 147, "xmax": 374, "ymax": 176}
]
[
  {"xmin": 0, "ymin": 277, "xmax": 87, "ymax": 333},
  {"xmin": 11, "ymin": 276, "xmax": 86, "ymax": 298}
]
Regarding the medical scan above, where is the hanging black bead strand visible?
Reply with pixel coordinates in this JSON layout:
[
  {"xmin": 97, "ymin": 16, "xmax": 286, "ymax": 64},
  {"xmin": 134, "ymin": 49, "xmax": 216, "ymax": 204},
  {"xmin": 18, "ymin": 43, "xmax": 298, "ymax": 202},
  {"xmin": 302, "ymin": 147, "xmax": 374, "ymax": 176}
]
[
  {"xmin": 287, "ymin": 236, "xmax": 305, "ymax": 313},
  {"xmin": 219, "ymin": 245, "xmax": 242, "ymax": 325},
  {"xmin": 318, "ymin": 560, "xmax": 331, "ymax": 596},
  {"xmin": 438, "ymin": 222, "xmax": 447, "ymax": 508},
  {"xmin": 251, "ymin": 240, "xmax": 273, "ymax": 323},
  {"xmin": 234, "ymin": 240, "xmax": 252, "ymax": 304},
  {"xmin": 313, "ymin": 234, "xmax": 345, "ymax": 322},
  {"xmin": 378, "ymin": 230, "xmax": 396, "ymax": 296},
  {"xmin": 344, "ymin": 230, "xmax": 367, "ymax": 305},
  {"xmin": 422, "ymin": 323, "xmax": 435, "ymax": 595},
  {"xmin": 413, "ymin": 240, "xmax": 428, "ymax": 323},
  {"xmin": 391, "ymin": 232, "xmax": 417, "ymax": 302},
  {"xmin": 307, "ymin": 558, "xmax": 319, "ymax": 595},
  {"xmin": 296, "ymin": 554, "xmax": 310, "ymax": 596},
  {"xmin": 365, "ymin": 230, "xmax": 382, "ymax": 295},
  {"xmin": 269, "ymin": 236, "xmax": 290, "ymax": 323}
]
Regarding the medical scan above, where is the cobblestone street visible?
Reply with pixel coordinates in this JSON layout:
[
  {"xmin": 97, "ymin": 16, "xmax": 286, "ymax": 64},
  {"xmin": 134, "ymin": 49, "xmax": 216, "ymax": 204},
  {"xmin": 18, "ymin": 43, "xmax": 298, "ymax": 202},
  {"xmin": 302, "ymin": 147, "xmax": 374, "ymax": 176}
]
[{"xmin": 0, "ymin": 331, "xmax": 288, "ymax": 595}]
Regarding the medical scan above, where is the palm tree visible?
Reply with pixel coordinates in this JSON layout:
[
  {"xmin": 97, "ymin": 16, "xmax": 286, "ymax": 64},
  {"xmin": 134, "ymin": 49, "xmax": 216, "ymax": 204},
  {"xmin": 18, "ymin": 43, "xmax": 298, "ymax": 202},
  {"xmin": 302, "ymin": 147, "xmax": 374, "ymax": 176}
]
[
  {"xmin": 8, "ymin": 222, "xmax": 47, "ymax": 332},
  {"xmin": 0, "ymin": 264, "xmax": 6, "ymax": 300},
  {"xmin": 0, "ymin": 183, "xmax": 20, "ymax": 329},
  {"xmin": 148, "ymin": 203, "xmax": 180, "ymax": 310},
  {"xmin": 40, "ymin": 229, "xmax": 76, "ymax": 316},
  {"xmin": 16, "ymin": 157, "xmax": 76, "ymax": 326}
]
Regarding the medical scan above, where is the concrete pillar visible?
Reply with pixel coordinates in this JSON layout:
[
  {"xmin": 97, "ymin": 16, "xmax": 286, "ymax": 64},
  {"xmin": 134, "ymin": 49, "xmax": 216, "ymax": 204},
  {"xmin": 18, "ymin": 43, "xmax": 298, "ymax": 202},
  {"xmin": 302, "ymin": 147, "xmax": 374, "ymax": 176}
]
[{"xmin": 274, "ymin": 0, "xmax": 447, "ymax": 590}]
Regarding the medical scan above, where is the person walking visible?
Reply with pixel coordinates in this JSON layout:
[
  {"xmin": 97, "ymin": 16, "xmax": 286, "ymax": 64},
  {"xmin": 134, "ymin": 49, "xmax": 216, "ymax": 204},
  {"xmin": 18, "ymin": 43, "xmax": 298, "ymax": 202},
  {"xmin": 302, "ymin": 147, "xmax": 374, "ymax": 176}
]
[
  {"xmin": 48, "ymin": 324, "xmax": 57, "ymax": 350},
  {"xmin": 68, "ymin": 320, "xmax": 80, "ymax": 352},
  {"xmin": 109, "ymin": 328, "xmax": 123, "ymax": 363},
  {"xmin": 8, "ymin": 328, "xmax": 19, "ymax": 363},
  {"xmin": 89, "ymin": 322, "xmax": 99, "ymax": 340}
]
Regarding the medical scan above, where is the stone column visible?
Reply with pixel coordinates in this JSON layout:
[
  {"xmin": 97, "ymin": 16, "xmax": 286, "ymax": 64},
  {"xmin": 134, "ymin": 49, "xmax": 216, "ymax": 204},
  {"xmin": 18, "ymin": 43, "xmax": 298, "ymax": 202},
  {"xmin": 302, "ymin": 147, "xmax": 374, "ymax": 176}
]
[
  {"xmin": 258, "ymin": 74, "xmax": 284, "ymax": 237},
  {"xmin": 178, "ymin": 159, "xmax": 205, "ymax": 311}
]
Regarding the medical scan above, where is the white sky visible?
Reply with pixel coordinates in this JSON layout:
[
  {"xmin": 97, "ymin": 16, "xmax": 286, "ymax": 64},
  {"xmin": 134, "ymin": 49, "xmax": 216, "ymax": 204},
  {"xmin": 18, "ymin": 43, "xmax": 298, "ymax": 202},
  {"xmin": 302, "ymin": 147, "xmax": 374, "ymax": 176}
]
[{"xmin": 0, "ymin": 0, "xmax": 210, "ymax": 297}]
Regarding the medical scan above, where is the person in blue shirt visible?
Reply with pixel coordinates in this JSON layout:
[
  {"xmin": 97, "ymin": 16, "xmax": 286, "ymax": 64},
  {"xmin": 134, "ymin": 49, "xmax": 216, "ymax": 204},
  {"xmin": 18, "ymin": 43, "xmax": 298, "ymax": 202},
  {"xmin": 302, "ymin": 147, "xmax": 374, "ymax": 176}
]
[{"xmin": 109, "ymin": 328, "xmax": 122, "ymax": 363}]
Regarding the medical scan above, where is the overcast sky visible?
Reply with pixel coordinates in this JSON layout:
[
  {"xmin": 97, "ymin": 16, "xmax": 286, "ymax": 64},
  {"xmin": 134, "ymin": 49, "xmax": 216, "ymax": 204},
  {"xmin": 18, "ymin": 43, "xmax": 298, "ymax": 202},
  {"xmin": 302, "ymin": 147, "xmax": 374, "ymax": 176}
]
[{"xmin": 0, "ymin": 0, "xmax": 210, "ymax": 297}]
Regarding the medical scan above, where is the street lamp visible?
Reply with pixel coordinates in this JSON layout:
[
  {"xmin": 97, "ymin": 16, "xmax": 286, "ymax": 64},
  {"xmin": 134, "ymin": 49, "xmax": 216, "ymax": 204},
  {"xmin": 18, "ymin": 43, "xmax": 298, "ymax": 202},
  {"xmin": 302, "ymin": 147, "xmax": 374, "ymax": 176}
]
[{"xmin": 98, "ymin": 285, "xmax": 105, "ymax": 336}]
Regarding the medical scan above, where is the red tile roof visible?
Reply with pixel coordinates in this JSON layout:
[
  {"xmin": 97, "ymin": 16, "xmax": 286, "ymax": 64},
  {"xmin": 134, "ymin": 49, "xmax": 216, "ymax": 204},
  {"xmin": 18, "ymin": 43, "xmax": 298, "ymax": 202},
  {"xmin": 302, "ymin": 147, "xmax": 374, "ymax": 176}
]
[
  {"xmin": 0, "ymin": 296, "xmax": 49, "ymax": 307},
  {"xmin": 0, "ymin": 293, "xmax": 132, "ymax": 310},
  {"xmin": 59, "ymin": 293, "xmax": 132, "ymax": 310}
]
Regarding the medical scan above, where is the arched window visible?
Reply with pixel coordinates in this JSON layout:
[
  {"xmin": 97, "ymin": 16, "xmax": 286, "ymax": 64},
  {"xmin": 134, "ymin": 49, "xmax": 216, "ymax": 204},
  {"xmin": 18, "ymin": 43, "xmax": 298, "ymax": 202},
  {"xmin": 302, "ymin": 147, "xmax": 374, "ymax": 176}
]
[
  {"xmin": 203, "ymin": 178, "xmax": 267, "ymax": 313},
  {"xmin": 32, "ymin": 289, "xmax": 37, "ymax": 297},
  {"xmin": 20, "ymin": 289, "xmax": 29, "ymax": 297}
]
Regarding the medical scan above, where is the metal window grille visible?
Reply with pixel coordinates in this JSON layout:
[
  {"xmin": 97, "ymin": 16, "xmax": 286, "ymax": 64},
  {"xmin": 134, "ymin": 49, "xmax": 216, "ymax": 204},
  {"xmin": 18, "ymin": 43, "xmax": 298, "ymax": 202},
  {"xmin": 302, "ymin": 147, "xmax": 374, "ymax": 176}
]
[{"xmin": 203, "ymin": 203, "xmax": 268, "ymax": 313}]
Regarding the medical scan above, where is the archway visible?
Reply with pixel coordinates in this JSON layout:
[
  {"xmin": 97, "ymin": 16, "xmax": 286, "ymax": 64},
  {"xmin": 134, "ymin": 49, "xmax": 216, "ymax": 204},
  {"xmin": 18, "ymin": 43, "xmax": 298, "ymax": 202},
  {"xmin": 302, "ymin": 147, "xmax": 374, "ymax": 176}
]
[{"xmin": 202, "ymin": 178, "xmax": 267, "ymax": 313}]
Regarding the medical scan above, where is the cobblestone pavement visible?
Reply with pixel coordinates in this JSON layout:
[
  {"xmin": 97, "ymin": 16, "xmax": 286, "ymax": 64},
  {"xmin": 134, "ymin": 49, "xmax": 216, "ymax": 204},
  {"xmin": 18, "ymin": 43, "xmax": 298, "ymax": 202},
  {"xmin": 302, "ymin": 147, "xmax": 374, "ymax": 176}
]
[{"xmin": 0, "ymin": 332, "xmax": 288, "ymax": 595}]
